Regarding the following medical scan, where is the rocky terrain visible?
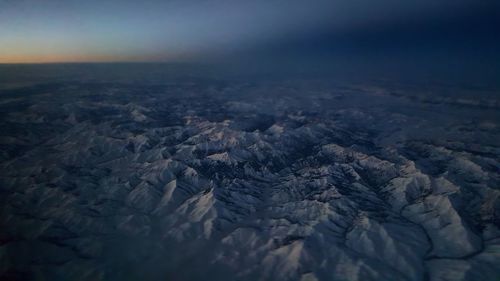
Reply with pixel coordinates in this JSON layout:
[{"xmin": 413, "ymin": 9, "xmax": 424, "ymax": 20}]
[{"xmin": 0, "ymin": 76, "xmax": 499, "ymax": 281}]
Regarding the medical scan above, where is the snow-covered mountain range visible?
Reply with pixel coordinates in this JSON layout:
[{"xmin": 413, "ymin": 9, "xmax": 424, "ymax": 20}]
[{"xmin": 1, "ymin": 77, "xmax": 499, "ymax": 281}]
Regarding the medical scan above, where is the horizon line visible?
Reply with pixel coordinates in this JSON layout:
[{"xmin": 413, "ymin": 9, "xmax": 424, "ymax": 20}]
[{"xmin": 0, "ymin": 60, "xmax": 210, "ymax": 65}]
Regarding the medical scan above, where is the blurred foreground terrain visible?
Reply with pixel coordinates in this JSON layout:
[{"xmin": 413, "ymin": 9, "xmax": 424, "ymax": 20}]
[{"xmin": 0, "ymin": 64, "xmax": 499, "ymax": 281}]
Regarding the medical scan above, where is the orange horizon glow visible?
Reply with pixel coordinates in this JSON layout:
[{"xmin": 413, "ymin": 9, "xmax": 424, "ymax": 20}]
[{"xmin": 0, "ymin": 53, "xmax": 172, "ymax": 64}]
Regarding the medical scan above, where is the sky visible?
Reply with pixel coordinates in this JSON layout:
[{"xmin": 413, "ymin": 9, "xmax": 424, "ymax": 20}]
[{"xmin": 0, "ymin": 0, "xmax": 499, "ymax": 64}]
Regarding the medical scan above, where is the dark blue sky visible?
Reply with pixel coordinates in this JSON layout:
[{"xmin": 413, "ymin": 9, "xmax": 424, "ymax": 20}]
[{"xmin": 0, "ymin": 0, "xmax": 498, "ymax": 64}]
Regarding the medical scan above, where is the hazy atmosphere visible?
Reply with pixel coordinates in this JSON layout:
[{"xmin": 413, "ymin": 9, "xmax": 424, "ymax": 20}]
[{"xmin": 1, "ymin": 0, "xmax": 499, "ymax": 64}]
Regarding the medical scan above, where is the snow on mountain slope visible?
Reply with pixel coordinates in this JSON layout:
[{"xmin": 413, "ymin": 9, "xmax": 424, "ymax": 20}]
[{"xmin": 0, "ymin": 79, "xmax": 499, "ymax": 281}]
